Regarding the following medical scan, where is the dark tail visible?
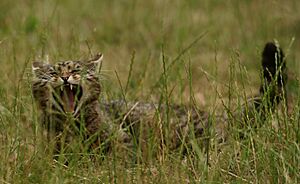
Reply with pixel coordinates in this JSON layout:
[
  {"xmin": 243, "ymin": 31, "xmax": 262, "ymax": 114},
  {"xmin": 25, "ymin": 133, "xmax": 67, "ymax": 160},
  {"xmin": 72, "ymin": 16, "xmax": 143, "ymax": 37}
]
[{"xmin": 260, "ymin": 42, "xmax": 287, "ymax": 106}]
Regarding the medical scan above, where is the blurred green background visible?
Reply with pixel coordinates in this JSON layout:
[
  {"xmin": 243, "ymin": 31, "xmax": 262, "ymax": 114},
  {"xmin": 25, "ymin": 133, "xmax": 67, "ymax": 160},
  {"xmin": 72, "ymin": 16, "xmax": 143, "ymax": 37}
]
[
  {"xmin": 0, "ymin": 0, "xmax": 299, "ymax": 183},
  {"xmin": 1, "ymin": 0, "xmax": 299, "ymax": 104}
]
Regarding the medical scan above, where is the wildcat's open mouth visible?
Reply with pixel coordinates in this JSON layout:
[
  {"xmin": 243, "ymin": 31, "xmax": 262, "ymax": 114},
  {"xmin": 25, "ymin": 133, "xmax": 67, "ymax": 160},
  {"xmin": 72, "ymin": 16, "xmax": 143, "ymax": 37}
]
[{"xmin": 53, "ymin": 84, "xmax": 83, "ymax": 113}]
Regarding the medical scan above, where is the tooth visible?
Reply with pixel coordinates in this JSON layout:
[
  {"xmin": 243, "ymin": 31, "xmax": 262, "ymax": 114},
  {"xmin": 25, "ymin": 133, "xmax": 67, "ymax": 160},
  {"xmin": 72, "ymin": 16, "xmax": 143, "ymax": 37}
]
[
  {"xmin": 70, "ymin": 84, "xmax": 73, "ymax": 90},
  {"xmin": 61, "ymin": 86, "xmax": 63, "ymax": 91}
]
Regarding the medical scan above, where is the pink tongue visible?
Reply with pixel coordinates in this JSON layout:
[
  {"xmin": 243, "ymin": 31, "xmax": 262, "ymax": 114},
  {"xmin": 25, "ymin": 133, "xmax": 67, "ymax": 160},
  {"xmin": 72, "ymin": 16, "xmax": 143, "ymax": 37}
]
[
  {"xmin": 62, "ymin": 87, "xmax": 75, "ymax": 113},
  {"xmin": 68, "ymin": 91, "xmax": 75, "ymax": 112}
]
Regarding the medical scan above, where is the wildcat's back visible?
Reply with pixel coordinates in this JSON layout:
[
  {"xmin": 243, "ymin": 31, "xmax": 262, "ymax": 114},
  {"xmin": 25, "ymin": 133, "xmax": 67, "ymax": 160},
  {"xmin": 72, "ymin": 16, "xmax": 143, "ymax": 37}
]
[{"xmin": 106, "ymin": 41, "xmax": 288, "ymax": 154}]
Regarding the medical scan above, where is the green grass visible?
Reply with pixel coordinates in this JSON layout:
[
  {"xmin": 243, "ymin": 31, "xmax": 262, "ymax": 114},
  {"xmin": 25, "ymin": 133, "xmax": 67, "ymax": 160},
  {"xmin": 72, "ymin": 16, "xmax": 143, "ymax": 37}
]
[{"xmin": 0, "ymin": 0, "xmax": 300, "ymax": 183}]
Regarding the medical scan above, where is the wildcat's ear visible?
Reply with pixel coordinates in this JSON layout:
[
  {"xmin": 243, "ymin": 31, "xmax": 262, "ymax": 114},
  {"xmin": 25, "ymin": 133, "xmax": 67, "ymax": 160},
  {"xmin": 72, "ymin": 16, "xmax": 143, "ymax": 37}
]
[
  {"xmin": 86, "ymin": 53, "xmax": 103, "ymax": 73},
  {"xmin": 32, "ymin": 61, "xmax": 50, "ymax": 77},
  {"xmin": 32, "ymin": 61, "xmax": 44, "ymax": 73},
  {"xmin": 32, "ymin": 61, "xmax": 43, "ymax": 69}
]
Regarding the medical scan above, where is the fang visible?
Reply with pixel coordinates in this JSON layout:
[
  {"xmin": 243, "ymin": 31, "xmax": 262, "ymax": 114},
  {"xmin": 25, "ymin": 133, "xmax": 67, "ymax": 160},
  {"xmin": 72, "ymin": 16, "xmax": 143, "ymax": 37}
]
[
  {"xmin": 70, "ymin": 84, "xmax": 73, "ymax": 90},
  {"xmin": 60, "ymin": 86, "xmax": 63, "ymax": 91}
]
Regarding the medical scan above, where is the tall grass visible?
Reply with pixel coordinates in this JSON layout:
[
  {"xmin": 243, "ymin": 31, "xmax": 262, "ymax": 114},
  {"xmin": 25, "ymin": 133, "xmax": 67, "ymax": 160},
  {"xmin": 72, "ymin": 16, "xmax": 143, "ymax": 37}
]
[{"xmin": 0, "ymin": 0, "xmax": 299, "ymax": 183}]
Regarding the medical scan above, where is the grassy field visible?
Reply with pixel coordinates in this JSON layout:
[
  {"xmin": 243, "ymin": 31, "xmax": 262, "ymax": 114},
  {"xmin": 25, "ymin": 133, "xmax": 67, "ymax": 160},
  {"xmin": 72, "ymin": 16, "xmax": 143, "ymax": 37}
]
[{"xmin": 0, "ymin": 0, "xmax": 299, "ymax": 183}]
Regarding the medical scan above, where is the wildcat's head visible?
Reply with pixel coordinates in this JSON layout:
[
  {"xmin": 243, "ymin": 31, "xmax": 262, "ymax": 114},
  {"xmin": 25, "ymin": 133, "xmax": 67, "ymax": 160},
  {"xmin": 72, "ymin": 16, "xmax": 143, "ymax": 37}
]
[{"xmin": 32, "ymin": 53, "xmax": 103, "ymax": 115}]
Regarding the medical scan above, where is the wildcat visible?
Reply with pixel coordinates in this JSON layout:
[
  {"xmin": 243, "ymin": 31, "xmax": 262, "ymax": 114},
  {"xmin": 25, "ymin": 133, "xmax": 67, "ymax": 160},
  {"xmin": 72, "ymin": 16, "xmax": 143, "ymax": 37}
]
[{"xmin": 32, "ymin": 41, "xmax": 287, "ymax": 158}]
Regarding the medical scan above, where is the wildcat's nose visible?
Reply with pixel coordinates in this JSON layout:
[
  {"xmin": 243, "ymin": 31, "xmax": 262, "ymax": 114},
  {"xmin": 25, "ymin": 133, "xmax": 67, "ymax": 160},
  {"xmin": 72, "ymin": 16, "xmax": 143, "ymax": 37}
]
[{"xmin": 61, "ymin": 77, "xmax": 69, "ymax": 84}]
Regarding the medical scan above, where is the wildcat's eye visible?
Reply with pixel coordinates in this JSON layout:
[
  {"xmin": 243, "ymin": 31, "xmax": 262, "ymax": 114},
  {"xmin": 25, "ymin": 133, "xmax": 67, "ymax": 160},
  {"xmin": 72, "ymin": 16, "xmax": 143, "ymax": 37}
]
[
  {"xmin": 71, "ymin": 69, "xmax": 80, "ymax": 73},
  {"xmin": 48, "ymin": 68, "xmax": 58, "ymax": 75},
  {"xmin": 75, "ymin": 64, "xmax": 81, "ymax": 69},
  {"xmin": 54, "ymin": 65, "xmax": 61, "ymax": 72},
  {"xmin": 71, "ymin": 64, "xmax": 82, "ymax": 73}
]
